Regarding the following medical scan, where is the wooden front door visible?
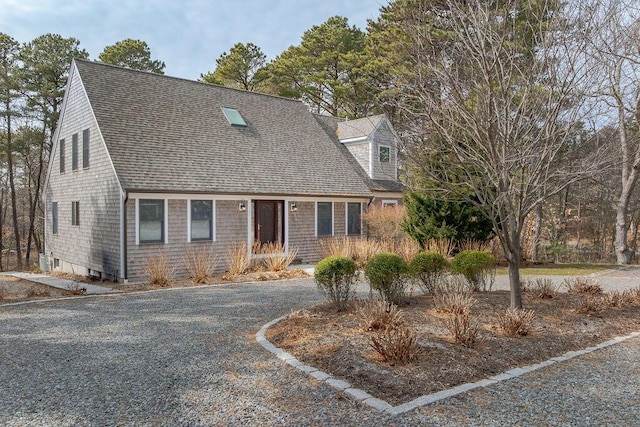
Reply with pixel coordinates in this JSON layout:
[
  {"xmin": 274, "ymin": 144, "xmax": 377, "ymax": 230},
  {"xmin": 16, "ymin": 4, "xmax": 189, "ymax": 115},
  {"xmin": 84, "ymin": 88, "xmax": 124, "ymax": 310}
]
[{"xmin": 254, "ymin": 200, "xmax": 283, "ymax": 245}]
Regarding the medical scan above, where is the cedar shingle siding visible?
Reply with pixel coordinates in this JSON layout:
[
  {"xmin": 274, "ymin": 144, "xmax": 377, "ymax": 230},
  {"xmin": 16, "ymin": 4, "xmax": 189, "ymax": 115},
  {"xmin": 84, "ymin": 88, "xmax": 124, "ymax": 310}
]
[{"xmin": 44, "ymin": 60, "xmax": 404, "ymax": 281}]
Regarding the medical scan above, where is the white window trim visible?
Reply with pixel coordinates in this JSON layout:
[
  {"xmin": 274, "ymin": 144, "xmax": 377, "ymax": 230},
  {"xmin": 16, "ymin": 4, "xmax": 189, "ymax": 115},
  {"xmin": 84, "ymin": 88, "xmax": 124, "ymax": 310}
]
[
  {"xmin": 135, "ymin": 198, "xmax": 168, "ymax": 245},
  {"xmin": 382, "ymin": 199, "xmax": 398, "ymax": 207},
  {"xmin": 187, "ymin": 199, "xmax": 216, "ymax": 243},
  {"xmin": 345, "ymin": 202, "xmax": 363, "ymax": 236},
  {"xmin": 315, "ymin": 201, "xmax": 334, "ymax": 237}
]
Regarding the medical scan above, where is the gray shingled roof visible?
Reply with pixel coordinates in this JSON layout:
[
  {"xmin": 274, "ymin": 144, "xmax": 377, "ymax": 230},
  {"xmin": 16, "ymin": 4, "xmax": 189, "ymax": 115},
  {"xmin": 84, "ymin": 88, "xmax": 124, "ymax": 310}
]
[
  {"xmin": 74, "ymin": 59, "xmax": 372, "ymax": 197},
  {"xmin": 336, "ymin": 115, "xmax": 385, "ymax": 140}
]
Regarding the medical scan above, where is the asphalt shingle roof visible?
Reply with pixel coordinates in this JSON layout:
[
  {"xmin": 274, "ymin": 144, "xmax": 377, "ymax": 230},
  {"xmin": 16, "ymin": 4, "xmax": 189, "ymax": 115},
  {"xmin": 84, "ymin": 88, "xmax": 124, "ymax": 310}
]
[
  {"xmin": 74, "ymin": 59, "xmax": 372, "ymax": 197},
  {"xmin": 336, "ymin": 115, "xmax": 385, "ymax": 140}
]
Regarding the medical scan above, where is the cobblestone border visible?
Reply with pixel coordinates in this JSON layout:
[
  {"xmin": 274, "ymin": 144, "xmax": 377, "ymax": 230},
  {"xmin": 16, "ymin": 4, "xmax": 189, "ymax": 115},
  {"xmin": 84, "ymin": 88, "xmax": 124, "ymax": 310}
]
[{"xmin": 256, "ymin": 316, "xmax": 640, "ymax": 415}]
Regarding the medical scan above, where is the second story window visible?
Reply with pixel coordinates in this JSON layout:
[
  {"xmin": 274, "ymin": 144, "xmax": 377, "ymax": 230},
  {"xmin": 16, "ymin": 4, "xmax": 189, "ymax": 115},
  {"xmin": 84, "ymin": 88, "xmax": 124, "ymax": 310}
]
[
  {"xmin": 83, "ymin": 129, "xmax": 90, "ymax": 168},
  {"xmin": 379, "ymin": 146, "xmax": 390, "ymax": 163},
  {"xmin": 60, "ymin": 139, "xmax": 65, "ymax": 173},
  {"xmin": 72, "ymin": 133, "xmax": 78, "ymax": 171}
]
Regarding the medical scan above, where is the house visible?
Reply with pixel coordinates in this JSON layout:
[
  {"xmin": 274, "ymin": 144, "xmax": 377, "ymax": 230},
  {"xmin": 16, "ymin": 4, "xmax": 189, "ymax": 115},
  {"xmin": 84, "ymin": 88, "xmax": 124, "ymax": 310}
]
[{"xmin": 43, "ymin": 59, "xmax": 403, "ymax": 281}]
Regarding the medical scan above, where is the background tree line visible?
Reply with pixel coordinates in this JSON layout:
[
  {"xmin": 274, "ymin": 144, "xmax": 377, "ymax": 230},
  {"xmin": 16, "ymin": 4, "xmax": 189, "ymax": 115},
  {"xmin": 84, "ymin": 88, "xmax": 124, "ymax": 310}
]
[{"xmin": 1, "ymin": 0, "xmax": 639, "ymax": 307}]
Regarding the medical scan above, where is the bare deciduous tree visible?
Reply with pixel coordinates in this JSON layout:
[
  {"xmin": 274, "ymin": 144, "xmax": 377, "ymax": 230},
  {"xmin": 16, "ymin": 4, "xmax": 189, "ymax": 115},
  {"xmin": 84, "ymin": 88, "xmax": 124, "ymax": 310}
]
[{"xmin": 393, "ymin": 0, "xmax": 603, "ymax": 308}]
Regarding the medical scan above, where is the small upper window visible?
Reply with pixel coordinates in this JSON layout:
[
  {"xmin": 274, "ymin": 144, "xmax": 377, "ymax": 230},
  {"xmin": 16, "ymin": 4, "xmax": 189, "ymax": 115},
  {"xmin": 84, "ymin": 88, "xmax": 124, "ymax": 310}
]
[
  {"xmin": 82, "ymin": 129, "xmax": 90, "ymax": 169},
  {"xmin": 379, "ymin": 146, "xmax": 390, "ymax": 163},
  {"xmin": 221, "ymin": 107, "xmax": 247, "ymax": 127},
  {"xmin": 72, "ymin": 133, "xmax": 78, "ymax": 171},
  {"xmin": 60, "ymin": 139, "xmax": 65, "ymax": 174}
]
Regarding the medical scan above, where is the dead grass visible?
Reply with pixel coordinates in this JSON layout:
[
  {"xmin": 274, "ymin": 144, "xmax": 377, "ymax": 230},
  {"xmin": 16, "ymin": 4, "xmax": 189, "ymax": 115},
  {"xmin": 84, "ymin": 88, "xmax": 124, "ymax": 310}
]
[
  {"xmin": 441, "ymin": 311, "xmax": 479, "ymax": 346},
  {"xmin": 227, "ymin": 242, "xmax": 250, "ymax": 276},
  {"xmin": 258, "ymin": 242, "xmax": 298, "ymax": 272},
  {"xmin": 144, "ymin": 254, "xmax": 174, "ymax": 287},
  {"xmin": 424, "ymin": 238, "xmax": 454, "ymax": 258},
  {"xmin": 184, "ymin": 246, "xmax": 219, "ymax": 284},
  {"xmin": 266, "ymin": 291, "xmax": 640, "ymax": 405},
  {"xmin": 564, "ymin": 277, "xmax": 603, "ymax": 295},
  {"xmin": 524, "ymin": 278, "xmax": 558, "ymax": 299},
  {"xmin": 370, "ymin": 325, "xmax": 420, "ymax": 364},
  {"xmin": 497, "ymin": 308, "xmax": 536, "ymax": 336}
]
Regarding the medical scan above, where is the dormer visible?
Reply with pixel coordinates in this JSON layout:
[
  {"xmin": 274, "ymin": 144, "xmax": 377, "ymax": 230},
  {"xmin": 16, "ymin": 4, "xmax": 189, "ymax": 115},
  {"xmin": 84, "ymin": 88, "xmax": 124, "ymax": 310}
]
[{"xmin": 336, "ymin": 115, "xmax": 399, "ymax": 182}]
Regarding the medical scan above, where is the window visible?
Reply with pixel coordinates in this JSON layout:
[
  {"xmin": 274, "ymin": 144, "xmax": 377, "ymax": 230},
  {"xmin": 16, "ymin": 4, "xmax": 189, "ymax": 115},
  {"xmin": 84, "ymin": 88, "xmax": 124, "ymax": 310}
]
[
  {"xmin": 139, "ymin": 199, "xmax": 165, "ymax": 243},
  {"xmin": 382, "ymin": 200, "xmax": 398, "ymax": 208},
  {"xmin": 71, "ymin": 201, "xmax": 80, "ymax": 226},
  {"xmin": 221, "ymin": 107, "xmax": 247, "ymax": 126},
  {"xmin": 52, "ymin": 202, "xmax": 58, "ymax": 234},
  {"xmin": 190, "ymin": 200, "xmax": 213, "ymax": 241},
  {"xmin": 72, "ymin": 133, "xmax": 78, "ymax": 171},
  {"xmin": 347, "ymin": 202, "xmax": 362, "ymax": 235},
  {"xmin": 82, "ymin": 129, "xmax": 90, "ymax": 168},
  {"xmin": 316, "ymin": 202, "xmax": 333, "ymax": 236},
  {"xmin": 60, "ymin": 139, "xmax": 65, "ymax": 173},
  {"xmin": 379, "ymin": 145, "xmax": 390, "ymax": 163}
]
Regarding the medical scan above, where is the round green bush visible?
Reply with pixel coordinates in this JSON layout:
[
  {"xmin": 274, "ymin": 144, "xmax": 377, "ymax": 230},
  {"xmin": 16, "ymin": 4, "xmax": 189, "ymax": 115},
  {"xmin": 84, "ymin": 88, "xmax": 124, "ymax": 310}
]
[
  {"xmin": 314, "ymin": 255, "xmax": 358, "ymax": 310},
  {"xmin": 364, "ymin": 252, "xmax": 409, "ymax": 304},
  {"xmin": 450, "ymin": 250, "xmax": 495, "ymax": 291},
  {"xmin": 409, "ymin": 251, "xmax": 449, "ymax": 294}
]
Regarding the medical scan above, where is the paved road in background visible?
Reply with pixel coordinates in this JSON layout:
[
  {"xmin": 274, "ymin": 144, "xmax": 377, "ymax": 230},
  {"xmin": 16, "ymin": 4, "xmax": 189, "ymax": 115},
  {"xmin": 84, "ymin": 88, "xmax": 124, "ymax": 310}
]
[{"xmin": 1, "ymin": 273, "xmax": 638, "ymax": 426}]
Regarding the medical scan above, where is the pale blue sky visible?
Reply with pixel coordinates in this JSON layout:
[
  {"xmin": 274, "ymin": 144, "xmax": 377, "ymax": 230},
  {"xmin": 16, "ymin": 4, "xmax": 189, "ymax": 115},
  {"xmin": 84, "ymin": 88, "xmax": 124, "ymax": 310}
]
[{"xmin": 0, "ymin": 0, "xmax": 384, "ymax": 80}]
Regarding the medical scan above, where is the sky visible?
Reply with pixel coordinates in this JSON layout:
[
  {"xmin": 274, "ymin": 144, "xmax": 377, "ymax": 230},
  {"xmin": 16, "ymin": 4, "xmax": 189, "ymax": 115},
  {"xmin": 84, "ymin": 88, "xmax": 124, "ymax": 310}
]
[{"xmin": 1, "ymin": 0, "xmax": 385, "ymax": 80}]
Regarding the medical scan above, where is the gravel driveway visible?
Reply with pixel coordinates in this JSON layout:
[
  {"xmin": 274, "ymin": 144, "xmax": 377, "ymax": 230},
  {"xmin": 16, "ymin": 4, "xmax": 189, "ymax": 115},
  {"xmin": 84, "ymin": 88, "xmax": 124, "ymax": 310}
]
[{"xmin": 1, "ymin": 277, "xmax": 639, "ymax": 426}]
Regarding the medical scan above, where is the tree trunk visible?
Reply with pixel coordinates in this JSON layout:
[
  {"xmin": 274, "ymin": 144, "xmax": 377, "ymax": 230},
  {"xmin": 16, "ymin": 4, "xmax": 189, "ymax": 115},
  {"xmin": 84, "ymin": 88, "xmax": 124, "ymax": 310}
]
[
  {"xmin": 531, "ymin": 201, "xmax": 543, "ymax": 263},
  {"xmin": 615, "ymin": 183, "xmax": 635, "ymax": 264},
  {"xmin": 508, "ymin": 253, "xmax": 522, "ymax": 309},
  {"xmin": 5, "ymin": 98, "xmax": 21, "ymax": 270}
]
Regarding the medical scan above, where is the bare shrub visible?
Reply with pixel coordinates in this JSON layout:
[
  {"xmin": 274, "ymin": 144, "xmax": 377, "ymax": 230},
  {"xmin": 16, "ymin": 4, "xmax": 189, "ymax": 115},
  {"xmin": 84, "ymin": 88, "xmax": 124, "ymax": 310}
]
[
  {"xmin": 357, "ymin": 298, "xmax": 404, "ymax": 331},
  {"xmin": 456, "ymin": 238, "xmax": 491, "ymax": 253},
  {"xmin": 424, "ymin": 238, "xmax": 454, "ymax": 258},
  {"xmin": 630, "ymin": 286, "xmax": 640, "ymax": 306},
  {"xmin": 497, "ymin": 308, "xmax": 536, "ymax": 336},
  {"xmin": 0, "ymin": 286, "xmax": 4, "ymax": 300},
  {"xmin": 441, "ymin": 312, "xmax": 478, "ymax": 346},
  {"xmin": 259, "ymin": 242, "xmax": 298, "ymax": 272},
  {"xmin": 351, "ymin": 238, "xmax": 383, "ymax": 268},
  {"xmin": 525, "ymin": 278, "xmax": 558, "ymax": 299},
  {"xmin": 393, "ymin": 236, "xmax": 421, "ymax": 264},
  {"xmin": 67, "ymin": 282, "xmax": 87, "ymax": 296},
  {"xmin": 227, "ymin": 242, "xmax": 250, "ymax": 276},
  {"xmin": 27, "ymin": 288, "xmax": 51, "ymax": 298},
  {"xmin": 603, "ymin": 290, "xmax": 634, "ymax": 309},
  {"xmin": 362, "ymin": 204, "xmax": 405, "ymax": 241},
  {"xmin": 318, "ymin": 236, "xmax": 353, "ymax": 259},
  {"xmin": 563, "ymin": 277, "xmax": 603, "ymax": 295},
  {"xmin": 435, "ymin": 275, "xmax": 474, "ymax": 295},
  {"xmin": 576, "ymin": 294, "xmax": 605, "ymax": 314},
  {"xmin": 184, "ymin": 246, "xmax": 218, "ymax": 283},
  {"xmin": 435, "ymin": 292, "xmax": 476, "ymax": 315},
  {"xmin": 145, "ymin": 254, "xmax": 174, "ymax": 286},
  {"xmin": 370, "ymin": 325, "xmax": 419, "ymax": 364}
]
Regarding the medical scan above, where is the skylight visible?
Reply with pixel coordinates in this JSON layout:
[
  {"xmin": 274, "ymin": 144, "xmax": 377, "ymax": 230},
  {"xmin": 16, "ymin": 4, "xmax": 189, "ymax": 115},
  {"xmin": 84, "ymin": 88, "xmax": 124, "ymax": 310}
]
[{"xmin": 221, "ymin": 107, "xmax": 247, "ymax": 127}]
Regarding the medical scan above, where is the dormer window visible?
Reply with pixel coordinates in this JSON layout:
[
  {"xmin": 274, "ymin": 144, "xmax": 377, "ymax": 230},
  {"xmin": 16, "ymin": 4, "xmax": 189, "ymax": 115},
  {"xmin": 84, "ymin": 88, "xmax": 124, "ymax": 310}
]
[
  {"xmin": 379, "ymin": 145, "xmax": 390, "ymax": 163},
  {"xmin": 221, "ymin": 107, "xmax": 247, "ymax": 127}
]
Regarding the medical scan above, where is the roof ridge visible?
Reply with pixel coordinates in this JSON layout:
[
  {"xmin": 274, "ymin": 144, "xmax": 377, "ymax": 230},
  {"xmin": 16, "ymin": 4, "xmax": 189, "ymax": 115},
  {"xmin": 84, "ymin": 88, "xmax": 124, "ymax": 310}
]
[{"xmin": 73, "ymin": 58, "xmax": 306, "ymax": 105}]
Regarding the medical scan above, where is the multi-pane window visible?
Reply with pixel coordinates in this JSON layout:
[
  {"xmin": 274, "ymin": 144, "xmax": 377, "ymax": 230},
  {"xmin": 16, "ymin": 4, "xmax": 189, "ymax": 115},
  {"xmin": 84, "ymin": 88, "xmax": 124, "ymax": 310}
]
[
  {"xmin": 82, "ymin": 129, "xmax": 90, "ymax": 168},
  {"xmin": 71, "ymin": 201, "xmax": 80, "ymax": 226},
  {"xmin": 190, "ymin": 200, "xmax": 213, "ymax": 241},
  {"xmin": 60, "ymin": 139, "xmax": 65, "ymax": 173},
  {"xmin": 72, "ymin": 133, "xmax": 78, "ymax": 171},
  {"xmin": 52, "ymin": 202, "xmax": 58, "ymax": 234},
  {"xmin": 379, "ymin": 146, "xmax": 390, "ymax": 163},
  {"xmin": 347, "ymin": 202, "xmax": 362, "ymax": 235},
  {"xmin": 139, "ymin": 199, "xmax": 164, "ymax": 243},
  {"xmin": 316, "ymin": 202, "xmax": 333, "ymax": 236}
]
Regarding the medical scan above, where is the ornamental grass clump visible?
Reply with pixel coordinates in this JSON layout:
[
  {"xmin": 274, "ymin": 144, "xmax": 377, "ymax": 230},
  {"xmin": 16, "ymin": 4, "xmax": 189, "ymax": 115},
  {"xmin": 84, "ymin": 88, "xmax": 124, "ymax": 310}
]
[
  {"xmin": 497, "ymin": 308, "xmax": 536, "ymax": 336},
  {"xmin": 364, "ymin": 252, "xmax": 409, "ymax": 305},
  {"xmin": 184, "ymin": 246, "xmax": 219, "ymax": 284},
  {"xmin": 525, "ymin": 278, "xmax": 558, "ymax": 299},
  {"xmin": 564, "ymin": 277, "xmax": 603, "ymax": 295},
  {"xmin": 226, "ymin": 242, "xmax": 250, "ymax": 276},
  {"xmin": 314, "ymin": 256, "xmax": 359, "ymax": 310},
  {"xmin": 259, "ymin": 242, "xmax": 298, "ymax": 272},
  {"xmin": 145, "ymin": 253, "xmax": 174, "ymax": 287},
  {"xmin": 409, "ymin": 251, "xmax": 449, "ymax": 294},
  {"xmin": 441, "ymin": 311, "xmax": 478, "ymax": 346},
  {"xmin": 449, "ymin": 250, "xmax": 495, "ymax": 291}
]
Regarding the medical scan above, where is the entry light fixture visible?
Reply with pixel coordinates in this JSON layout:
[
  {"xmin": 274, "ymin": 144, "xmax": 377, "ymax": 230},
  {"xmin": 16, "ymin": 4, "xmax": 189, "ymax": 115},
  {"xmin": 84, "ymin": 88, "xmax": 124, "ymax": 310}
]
[
  {"xmin": 290, "ymin": 202, "xmax": 298, "ymax": 212},
  {"xmin": 238, "ymin": 202, "xmax": 246, "ymax": 212}
]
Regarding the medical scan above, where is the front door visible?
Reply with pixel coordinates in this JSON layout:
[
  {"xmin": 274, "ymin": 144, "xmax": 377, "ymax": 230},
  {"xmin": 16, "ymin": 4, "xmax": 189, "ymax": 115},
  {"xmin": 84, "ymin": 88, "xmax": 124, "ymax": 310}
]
[{"xmin": 254, "ymin": 200, "xmax": 284, "ymax": 245}]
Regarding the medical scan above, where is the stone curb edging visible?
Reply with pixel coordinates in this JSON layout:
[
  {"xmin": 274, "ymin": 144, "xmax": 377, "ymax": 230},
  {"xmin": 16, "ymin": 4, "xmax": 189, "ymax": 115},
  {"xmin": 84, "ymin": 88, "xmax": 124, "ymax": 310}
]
[{"xmin": 256, "ymin": 317, "xmax": 640, "ymax": 415}]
